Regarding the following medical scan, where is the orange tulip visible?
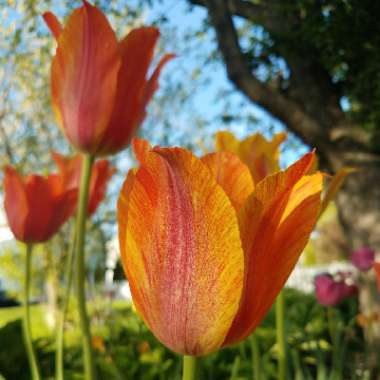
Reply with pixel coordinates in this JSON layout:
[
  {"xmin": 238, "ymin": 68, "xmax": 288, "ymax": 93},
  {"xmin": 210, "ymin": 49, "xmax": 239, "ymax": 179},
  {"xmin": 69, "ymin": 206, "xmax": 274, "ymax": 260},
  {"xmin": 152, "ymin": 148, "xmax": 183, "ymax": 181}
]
[
  {"xmin": 117, "ymin": 138, "xmax": 322, "ymax": 356},
  {"xmin": 51, "ymin": 151, "xmax": 115, "ymax": 215},
  {"xmin": 43, "ymin": 1, "xmax": 174, "ymax": 156},
  {"xmin": 215, "ymin": 130, "xmax": 287, "ymax": 183},
  {"xmin": 3, "ymin": 166, "xmax": 77, "ymax": 243}
]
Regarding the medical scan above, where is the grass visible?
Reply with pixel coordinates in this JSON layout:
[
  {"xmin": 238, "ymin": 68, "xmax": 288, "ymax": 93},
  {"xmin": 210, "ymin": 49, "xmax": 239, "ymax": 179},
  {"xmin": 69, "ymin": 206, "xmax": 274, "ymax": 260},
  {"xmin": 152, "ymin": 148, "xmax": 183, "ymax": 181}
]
[
  {"xmin": 0, "ymin": 299, "xmax": 131, "ymax": 344},
  {"xmin": 0, "ymin": 304, "xmax": 52, "ymax": 339}
]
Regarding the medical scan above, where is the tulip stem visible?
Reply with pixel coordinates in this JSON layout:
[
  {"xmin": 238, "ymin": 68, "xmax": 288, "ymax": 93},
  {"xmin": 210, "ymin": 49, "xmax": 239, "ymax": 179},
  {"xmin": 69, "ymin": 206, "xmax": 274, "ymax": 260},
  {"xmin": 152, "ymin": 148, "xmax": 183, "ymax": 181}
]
[
  {"xmin": 75, "ymin": 154, "xmax": 96, "ymax": 380},
  {"xmin": 182, "ymin": 356, "xmax": 197, "ymax": 380},
  {"xmin": 276, "ymin": 290, "xmax": 286, "ymax": 380},
  {"xmin": 55, "ymin": 225, "xmax": 76, "ymax": 380},
  {"xmin": 23, "ymin": 244, "xmax": 41, "ymax": 380},
  {"xmin": 250, "ymin": 332, "xmax": 261, "ymax": 380}
]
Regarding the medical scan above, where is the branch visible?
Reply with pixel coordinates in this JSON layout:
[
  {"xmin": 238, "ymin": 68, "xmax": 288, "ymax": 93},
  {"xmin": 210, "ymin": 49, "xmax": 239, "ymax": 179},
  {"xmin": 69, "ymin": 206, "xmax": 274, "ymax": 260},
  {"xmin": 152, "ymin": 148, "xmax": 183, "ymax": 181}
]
[
  {"xmin": 202, "ymin": 0, "xmax": 328, "ymax": 147},
  {"xmin": 190, "ymin": 0, "xmax": 294, "ymax": 34}
]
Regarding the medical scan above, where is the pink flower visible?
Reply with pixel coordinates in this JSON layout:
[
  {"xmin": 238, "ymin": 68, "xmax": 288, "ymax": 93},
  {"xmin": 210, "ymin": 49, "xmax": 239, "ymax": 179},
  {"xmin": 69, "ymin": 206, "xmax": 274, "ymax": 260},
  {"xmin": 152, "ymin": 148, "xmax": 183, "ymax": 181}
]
[
  {"xmin": 351, "ymin": 247, "xmax": 375, "ymax": 272},
  {"xmin": 315, "ymin": 274, "xmax": 346, "ymax": 306},
  {"xmin": 315, "ymin": 272, "xmax": 357, "ymax": 307}
]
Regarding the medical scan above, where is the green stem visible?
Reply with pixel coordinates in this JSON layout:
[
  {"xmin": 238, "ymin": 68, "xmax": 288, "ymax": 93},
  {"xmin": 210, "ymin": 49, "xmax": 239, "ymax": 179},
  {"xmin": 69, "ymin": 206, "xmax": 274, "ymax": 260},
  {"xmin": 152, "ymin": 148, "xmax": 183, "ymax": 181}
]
[
  {"xmin": 22, "ymin": 244, "xmax": 41, "ymax": 380},
  {"xmin": 327, "ymin": 307, "xmax": 337, "ymax": 347},
  {"xmin": 276, "ymin": 290, "xmax": 286, "ymax": 380},
  {"xmin": 250, "ymin": 333, "xmax": 261, "ymax": 380},
  {"xmin": 75, "ymin": 154, "xmax": 96, "ymax": 380},
  {"xmin": 55, "ymin": 225, "xmax": 76, "ymax": 380},
  {"xmin": 327, "ymin": 307, "xmax": 341, "ymax": 380},
  {"xmin": 182, "ymin": 356, "xmax": 197, "ymax": 380},
  {"xmin": 229, "ymin": 356, "xmax": 241, "ymax": 380}
]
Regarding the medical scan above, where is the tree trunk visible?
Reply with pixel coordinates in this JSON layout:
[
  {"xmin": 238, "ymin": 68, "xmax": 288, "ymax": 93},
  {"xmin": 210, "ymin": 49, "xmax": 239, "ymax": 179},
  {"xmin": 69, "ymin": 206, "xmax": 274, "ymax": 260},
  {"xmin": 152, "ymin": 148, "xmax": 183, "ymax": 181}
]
[{"xmin": 329, "ymin": 150, "xmax": 380, "ymax": 375}]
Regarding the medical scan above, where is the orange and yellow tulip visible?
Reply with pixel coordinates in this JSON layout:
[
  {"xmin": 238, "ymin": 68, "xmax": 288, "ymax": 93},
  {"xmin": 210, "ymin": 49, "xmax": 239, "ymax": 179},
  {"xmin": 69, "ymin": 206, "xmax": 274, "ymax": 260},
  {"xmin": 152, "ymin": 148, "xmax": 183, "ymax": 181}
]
[
  {"xmin": 3, "ymin": 166, "xmax": 77, "ymax": 243},
  {"xmin": 117, "ymin": 138, "xmax": 322, "ymax": 356},
  {"xmin": 215, "ymin": 131, "xmax": 353, "ymax": 219},
  {"xmin": 43, "ymin": 1, "xmax": 174, "ymax": 156},
  {"xmin": 51, "ymin": 151, "xmax": 115, "ymax": 215},
  {"xmin": 216, "ymin": 130, "xmax": 286, "ymax": 183}
]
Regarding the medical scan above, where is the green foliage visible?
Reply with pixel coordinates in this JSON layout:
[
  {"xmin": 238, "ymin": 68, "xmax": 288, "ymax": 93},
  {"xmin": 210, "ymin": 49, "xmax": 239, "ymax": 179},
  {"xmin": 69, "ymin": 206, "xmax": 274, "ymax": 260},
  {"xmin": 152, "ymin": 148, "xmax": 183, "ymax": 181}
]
[
  {"xmin": 0, "ymin": 289, "xmax": 364, "ymax": 379},
  {"xmin": 285, "ymin": 1, "xmax": 380, "ymax": 130},
  {"xmin": 233, "ymin": 0, "xmax": 380, "ymax": 131}
]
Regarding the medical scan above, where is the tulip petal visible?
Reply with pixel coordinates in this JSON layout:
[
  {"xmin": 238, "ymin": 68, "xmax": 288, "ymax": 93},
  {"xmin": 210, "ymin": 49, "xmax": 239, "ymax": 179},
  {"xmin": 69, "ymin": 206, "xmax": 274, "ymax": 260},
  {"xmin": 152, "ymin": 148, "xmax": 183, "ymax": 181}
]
[
  {"xmin": 138, "ymin": 53, "xmax": 176, "ymax": 124},
  {"xmin": 118, "ymin": 147, "xmax": 244, "ymax": 355},
  {"xmin": 131, "ymin": 137, "xmax": 152, "ymax": 164},
  {"xmin": 99, "ymin": 27, "xmax": 160, "ymax": 154},
  {"xmin": 51, "ymin": 1, "xmax": 120, "ymax": 153},
  {"xmin": 3, "ymin": 167, "xmax": 29, "ymax": 242},
  {"xmin": 201, "ymin": 151, "xmax": 254, "ymax": 211},
  {"xmin": 48, "ymin": 188, "xmax": 77, "ymax": 239},
  {"xmin": 215, "ymin": 131, "xmax": 240, "ymax": 152},
  {"xmin": 223, "ymin": 152, "xmax": 322, "ymax": 345},
  {"xmin": 239, "ymin": 132, "xmax": 286, "ymax": 183},
  {"xmin": 51, "ymin": 151, "xmax": 81, "ymax": 190},
  {"xmin": 88, "ymin": 160, "xmax": 115, "ymax": 215},
  {"xmin": 43, "ymin": 11, "xmax": 62, "ymax": 39},
  {"xmin": 24, "ymin": 175, "xmax": 54, "ymax": 242}
]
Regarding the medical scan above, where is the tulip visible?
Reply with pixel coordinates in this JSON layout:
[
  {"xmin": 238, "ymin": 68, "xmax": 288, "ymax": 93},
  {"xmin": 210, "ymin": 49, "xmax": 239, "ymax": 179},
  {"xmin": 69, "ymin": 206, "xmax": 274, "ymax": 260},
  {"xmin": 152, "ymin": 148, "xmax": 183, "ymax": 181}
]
[
  {"xmin": 51, "ymin": 151, "xmax": 115, "ymax": 215},
  {"xmin": 215, "ymin": 130, "xmax": 286, "ymax": 183},
  {"xmin": 3, "ymin": 166, "xmax": 77, "ymax": 243},
  {"xmin": 314, "ymin": 273, "xmax": 357, "ymax": 307},
  {"xmin": 43, "ymin": 1, "xmax": 174, "ymax": 156},
  {"xmin": 351, "ymin": 247, "xmax": 375, "ymax": 271},
  {"xmin": 3, "ymin": 165, "xmax": 77, "ymax": 380},
  {"xmin": 315, "ymin": 274, "xmax": 346, "ymax": 306},
  {"xmin": 117, "ymin": 138, "xmax": 322, "ymax": 356}
]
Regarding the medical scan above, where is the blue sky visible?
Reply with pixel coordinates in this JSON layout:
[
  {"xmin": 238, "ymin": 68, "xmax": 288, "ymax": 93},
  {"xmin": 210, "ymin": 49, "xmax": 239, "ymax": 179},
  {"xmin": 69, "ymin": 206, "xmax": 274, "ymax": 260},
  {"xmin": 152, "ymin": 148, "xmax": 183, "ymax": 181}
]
[{"xmin": 139, "ymin": 0, "xmax": 308, "ymax": 166}]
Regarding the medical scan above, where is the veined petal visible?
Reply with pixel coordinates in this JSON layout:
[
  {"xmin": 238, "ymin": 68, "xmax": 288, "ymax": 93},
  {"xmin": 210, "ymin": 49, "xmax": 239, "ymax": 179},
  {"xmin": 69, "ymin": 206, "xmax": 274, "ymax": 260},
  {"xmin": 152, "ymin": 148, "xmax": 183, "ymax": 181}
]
[
  {"xmin": 43, "ymin": 11, "xmax": 62, "ymax": 39},
  {"xmin": 224, "ymin": 152, "xmax": 322, "ymax": 345},
  {"xmin": 51, "ymin": 1, "xmax": 120, "ymax": 153},
  {"xmin": 118, "ymin": 147, "xmax": 244, "ymax": 355},
  {"xmin": 201, "ymin": 151, "xmax": 254, "ymax": 211},
  {"xmin": 99, "ymin": 27, "xmax": 160, "ymax": 154}
]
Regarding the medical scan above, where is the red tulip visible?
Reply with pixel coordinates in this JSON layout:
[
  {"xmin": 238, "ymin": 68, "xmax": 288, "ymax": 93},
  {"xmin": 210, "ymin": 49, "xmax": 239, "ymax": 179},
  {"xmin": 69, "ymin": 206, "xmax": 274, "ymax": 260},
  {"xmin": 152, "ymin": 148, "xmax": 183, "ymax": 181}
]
[
  {"xmin": 51, "ymin": 151, "xmax": 115, "ymax": 215},
  {"xmin": 117, "ymin": 138, "xmax": 322, "ymax": 355},
  {"xmin": 3, "ymin": 166, "xmax": 77, "ymax": 243},
  {"xmin": 43, "ymin": 1, "xmax": 174, "ymax": 156}
]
